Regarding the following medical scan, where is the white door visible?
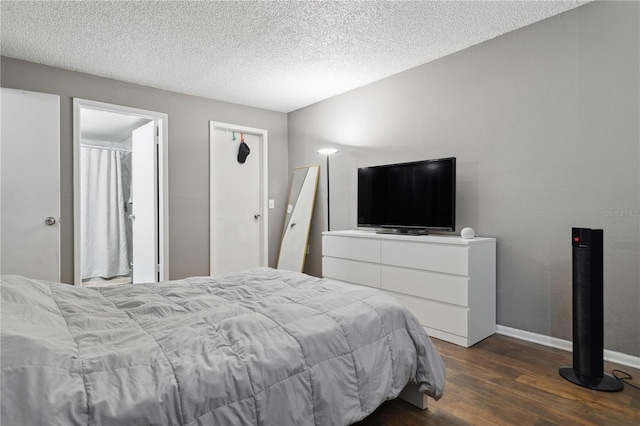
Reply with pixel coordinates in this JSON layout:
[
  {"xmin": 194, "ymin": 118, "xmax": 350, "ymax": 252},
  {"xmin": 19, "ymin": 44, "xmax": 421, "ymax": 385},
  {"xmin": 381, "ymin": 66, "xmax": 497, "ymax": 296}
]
[
  {"xmin": 1, "ymin": 88, "xmax": 60, "ymax": 281},
  {"xmin": 210, "ymin": 122, "xmax": 268, "ymax": 275},
  {"xmin": 131, "ymin": 121, "xmax": 158, "ymax": 283}
]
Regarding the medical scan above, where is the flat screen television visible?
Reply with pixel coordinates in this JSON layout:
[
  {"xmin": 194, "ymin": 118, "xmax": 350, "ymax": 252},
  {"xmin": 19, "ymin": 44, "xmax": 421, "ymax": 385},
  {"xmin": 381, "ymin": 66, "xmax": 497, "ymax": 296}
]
[{"xmin": 357, "ymin": 157, "xmax": 456, "ymax": 233}]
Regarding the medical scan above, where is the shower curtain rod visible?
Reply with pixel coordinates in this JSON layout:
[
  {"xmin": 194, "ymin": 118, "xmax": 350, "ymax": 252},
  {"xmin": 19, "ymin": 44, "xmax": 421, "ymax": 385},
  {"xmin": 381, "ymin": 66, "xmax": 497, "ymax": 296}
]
[{"xmin": 81, "ymin": 143, "xmax": 132, "ymax": 153}]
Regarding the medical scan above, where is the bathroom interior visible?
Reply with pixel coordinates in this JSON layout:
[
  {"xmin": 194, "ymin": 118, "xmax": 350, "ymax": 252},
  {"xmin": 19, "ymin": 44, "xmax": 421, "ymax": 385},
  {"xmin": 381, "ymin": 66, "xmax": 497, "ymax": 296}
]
[{"xmin": 80, "ymin": 108, "xmax": 151, "ymax": 286}]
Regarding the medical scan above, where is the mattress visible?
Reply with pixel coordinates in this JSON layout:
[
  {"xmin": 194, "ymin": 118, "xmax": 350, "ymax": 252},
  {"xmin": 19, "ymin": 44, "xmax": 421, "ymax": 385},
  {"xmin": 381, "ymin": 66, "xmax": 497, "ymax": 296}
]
[{"xmin": 1, "ymin": 267, "xmax": 445, "ymax": 425}]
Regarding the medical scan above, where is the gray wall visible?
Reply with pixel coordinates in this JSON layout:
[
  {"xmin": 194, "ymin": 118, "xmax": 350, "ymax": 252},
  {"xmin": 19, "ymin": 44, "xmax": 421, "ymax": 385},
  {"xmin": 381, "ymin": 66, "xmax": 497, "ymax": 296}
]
[
  {"xmin": 288, "ymin": 1, "xmax": 640, "ymax": 357},
  {"xmin": 1, "ymin": 57, "xmax": 289, "ymax": 283}
]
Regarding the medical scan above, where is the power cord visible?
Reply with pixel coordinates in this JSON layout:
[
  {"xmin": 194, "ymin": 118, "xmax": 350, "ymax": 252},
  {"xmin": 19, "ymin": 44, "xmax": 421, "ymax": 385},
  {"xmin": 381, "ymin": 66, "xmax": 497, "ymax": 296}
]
[{"xmin": 612, "ymin": 369, "xmax": 639, "ymax": 390}]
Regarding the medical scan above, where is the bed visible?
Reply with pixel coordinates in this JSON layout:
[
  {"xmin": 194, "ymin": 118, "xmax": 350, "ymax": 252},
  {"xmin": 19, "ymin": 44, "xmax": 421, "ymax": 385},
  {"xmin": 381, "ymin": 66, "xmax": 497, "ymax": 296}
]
[{"xmin": 1, "ymin": 267, "xmax": 445, "ymax": 425}]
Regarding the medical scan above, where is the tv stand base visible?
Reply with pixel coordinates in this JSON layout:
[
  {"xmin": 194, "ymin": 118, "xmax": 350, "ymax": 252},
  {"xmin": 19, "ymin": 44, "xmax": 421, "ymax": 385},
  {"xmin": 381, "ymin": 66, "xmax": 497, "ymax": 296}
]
[{"xmin": 375, "ymin": 228, "xmax": 429, "ymax": 235}]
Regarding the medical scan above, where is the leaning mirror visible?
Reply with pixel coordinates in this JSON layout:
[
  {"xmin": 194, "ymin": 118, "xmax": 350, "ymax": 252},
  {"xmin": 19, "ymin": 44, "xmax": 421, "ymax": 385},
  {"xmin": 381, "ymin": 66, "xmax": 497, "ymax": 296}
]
[{"xmin": 277, "ymin": 165, "xmax": 320, "ymax": 272}]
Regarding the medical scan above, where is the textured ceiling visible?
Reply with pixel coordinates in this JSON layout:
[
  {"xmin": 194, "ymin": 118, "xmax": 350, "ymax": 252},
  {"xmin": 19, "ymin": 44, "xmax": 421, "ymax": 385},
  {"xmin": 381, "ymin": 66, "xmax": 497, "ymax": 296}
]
[{"xmin": 1, "ymin": 1, "xmax": 589, "ymax": 113}]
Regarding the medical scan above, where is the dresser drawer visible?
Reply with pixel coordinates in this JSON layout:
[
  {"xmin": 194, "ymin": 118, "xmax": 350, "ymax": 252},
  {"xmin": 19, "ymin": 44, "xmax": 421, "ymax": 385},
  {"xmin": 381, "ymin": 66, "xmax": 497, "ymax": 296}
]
[
  {"xmin": 381, "ymin": 265, "xmax": 468, "ymax": 306},
  {"xmin": 323, "ymin": 235, "xmax": 381, "ymax": 263},
  {"xmin": 388, "ymin": 291, "xmax": 468, "ymax": 338},
  {"xmin": 322, "ymin": 230, "xmax": 495, "ymax": 347},
  {"xmin": 323, "ymin": 257, "xmax": 381, "ymax": 288},
  {"xmin": 382, "ymin": 240, "xmax": 468, "ymax": 275}
]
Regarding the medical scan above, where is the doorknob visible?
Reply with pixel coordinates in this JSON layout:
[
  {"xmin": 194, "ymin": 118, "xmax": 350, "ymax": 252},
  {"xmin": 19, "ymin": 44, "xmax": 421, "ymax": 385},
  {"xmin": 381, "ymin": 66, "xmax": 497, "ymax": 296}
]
[
  {"xmin": 45, "ymin": 217, "xmax": 56, "ymax": 226},
  {"xmin": 254, "ymin": 214, "xmax": 261, "ymax": 220}
]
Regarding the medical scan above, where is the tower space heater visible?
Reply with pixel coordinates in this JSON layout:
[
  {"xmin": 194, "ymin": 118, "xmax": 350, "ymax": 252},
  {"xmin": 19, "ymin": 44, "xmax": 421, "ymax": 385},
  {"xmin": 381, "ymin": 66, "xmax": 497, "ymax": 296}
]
[{"xmin": 559, "ymin": 228, "xmax": 622, "ymax": 391}]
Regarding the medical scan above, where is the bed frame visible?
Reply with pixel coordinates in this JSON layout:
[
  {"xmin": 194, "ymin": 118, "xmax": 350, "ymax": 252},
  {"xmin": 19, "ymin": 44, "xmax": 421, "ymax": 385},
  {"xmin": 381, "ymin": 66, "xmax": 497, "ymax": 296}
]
[{"xmin": 399, "ymin": 382, "xmax": 429, "ymax": 409}]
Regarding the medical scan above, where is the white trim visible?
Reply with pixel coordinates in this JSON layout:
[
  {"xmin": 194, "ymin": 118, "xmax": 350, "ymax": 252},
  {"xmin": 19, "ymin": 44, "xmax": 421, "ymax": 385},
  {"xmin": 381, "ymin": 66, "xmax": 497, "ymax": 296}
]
[
  {"xmin": 73, "ymin": 98, "xmax": 169, "ymax": 285},
  {"xmin": 496, "ymin": 325, "xmax": 640, "ymax": 370},
  {"xmin": 209, "ymin": 121, "xmax": 269, "ymax": 274}
]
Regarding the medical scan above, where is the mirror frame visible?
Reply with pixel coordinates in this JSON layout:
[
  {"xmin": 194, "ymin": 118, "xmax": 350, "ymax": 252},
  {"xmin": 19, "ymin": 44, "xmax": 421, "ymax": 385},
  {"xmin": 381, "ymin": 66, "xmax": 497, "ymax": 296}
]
[{"xmin": 276, "ymin": 165, "xmax": 320, "ymax": 272}]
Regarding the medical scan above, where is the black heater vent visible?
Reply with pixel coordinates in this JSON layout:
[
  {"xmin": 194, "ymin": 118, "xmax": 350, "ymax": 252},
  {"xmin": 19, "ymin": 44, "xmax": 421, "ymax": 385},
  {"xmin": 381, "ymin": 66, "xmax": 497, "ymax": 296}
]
[{"xmin": 558, "ymin": 228, "xmax": 622, "ymax": 391}]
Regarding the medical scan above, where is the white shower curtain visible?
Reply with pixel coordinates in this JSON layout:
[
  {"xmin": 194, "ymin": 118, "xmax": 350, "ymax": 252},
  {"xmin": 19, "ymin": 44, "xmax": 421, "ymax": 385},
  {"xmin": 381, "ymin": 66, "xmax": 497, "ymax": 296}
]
[{"xmin": 81, "ymin": 145, "xmax": 130, "ymax": 279}]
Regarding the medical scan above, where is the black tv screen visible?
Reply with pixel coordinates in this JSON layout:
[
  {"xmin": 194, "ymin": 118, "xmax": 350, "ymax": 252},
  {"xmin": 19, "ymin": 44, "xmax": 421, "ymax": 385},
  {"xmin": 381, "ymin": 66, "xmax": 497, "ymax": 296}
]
[{"xmin": 357, "ymin": 157, "xmax": 456, "ymax": 232}]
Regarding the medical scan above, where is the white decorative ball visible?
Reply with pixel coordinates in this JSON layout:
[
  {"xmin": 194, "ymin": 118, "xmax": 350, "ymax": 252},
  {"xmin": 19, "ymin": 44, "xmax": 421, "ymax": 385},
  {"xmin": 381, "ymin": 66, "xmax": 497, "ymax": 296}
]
[{"xmin": 461, "ymin": 227, "xmax": 475, "ymax": 239}]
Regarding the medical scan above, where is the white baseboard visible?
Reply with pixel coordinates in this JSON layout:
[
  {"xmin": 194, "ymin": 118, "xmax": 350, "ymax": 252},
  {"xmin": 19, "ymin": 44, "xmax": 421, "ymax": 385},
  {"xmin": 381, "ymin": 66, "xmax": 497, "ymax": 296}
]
[{"xmin": 496, "ymin": 325, "xmax": 640, "ymax": 370}]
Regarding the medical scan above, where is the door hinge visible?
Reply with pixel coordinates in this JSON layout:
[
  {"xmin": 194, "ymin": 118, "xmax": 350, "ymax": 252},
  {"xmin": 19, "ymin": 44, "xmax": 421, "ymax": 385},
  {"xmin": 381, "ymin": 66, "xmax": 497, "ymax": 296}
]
[{"xmin": 155, "ymin": 264, "xmax": 160, "ymax": 273}]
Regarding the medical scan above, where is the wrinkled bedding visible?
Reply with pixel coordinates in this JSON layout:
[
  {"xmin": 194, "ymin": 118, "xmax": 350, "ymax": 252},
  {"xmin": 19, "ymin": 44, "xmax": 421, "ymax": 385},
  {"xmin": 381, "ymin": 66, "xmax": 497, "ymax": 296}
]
[{"xmin": 1, "ymin": 267, "xmax": 445, "ymax": 425}]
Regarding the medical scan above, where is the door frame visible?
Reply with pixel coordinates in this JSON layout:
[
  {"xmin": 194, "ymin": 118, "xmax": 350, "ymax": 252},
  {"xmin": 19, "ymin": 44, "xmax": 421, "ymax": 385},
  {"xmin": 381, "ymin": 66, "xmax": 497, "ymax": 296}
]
[
  {"xmin": 73, "ymin": 98, "xmax": 169, "ymax": 285},
  {"xmin": 209, "ymin": 121, "xmax": 268, "ymax": 274}
]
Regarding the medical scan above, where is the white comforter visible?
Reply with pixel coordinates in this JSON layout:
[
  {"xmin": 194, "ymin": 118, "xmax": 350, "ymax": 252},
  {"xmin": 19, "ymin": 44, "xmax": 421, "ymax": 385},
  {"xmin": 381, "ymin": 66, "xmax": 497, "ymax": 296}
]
[{"xmin": 1, "ymin": 267, "xmax": 445, "ymax": 425}]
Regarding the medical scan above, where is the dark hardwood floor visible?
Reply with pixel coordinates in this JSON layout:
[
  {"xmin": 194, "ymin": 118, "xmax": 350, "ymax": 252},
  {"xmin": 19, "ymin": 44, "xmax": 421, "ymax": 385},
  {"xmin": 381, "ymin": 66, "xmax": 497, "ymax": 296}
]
[{"xmin": 356, "ymin": 334, "xmax": 640, "ymax": 425}]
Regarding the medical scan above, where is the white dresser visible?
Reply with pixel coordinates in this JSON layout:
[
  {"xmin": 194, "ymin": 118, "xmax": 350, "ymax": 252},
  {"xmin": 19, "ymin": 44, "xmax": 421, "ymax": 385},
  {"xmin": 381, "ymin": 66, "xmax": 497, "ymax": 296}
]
[{"xmin": 322, "ymin": 230, "xmax": 496, "ymax": 347}]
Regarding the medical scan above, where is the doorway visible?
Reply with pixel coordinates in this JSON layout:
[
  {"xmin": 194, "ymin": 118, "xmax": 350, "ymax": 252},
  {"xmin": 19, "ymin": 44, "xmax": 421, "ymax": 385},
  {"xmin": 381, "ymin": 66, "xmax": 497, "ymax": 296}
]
[
  {"xmin": 209, "ymin": 121, "xmax": 268, "ymax": 275},
  {"xmin": 73, "ymin": 99, "xmax": 168, "ymax": 286}
]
